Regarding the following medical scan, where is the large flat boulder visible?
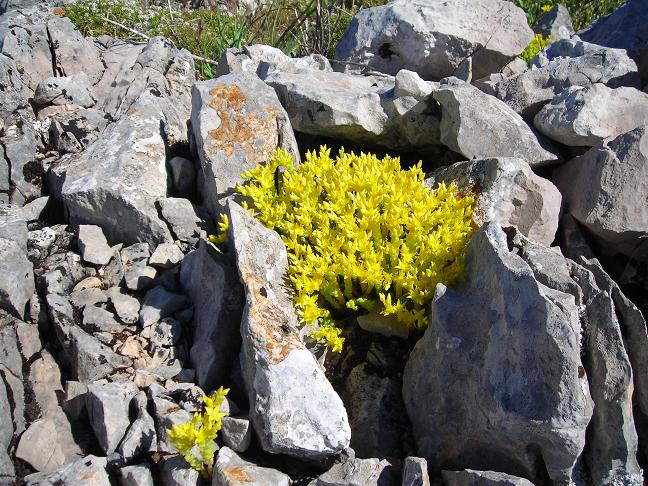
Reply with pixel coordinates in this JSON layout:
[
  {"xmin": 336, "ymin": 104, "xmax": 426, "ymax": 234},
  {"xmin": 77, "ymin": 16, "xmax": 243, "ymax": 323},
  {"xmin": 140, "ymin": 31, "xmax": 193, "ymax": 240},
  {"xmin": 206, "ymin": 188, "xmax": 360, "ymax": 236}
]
[
  {"xmin": 335, "ymin": 0, "xmax": 532, "ymax": 81},
  {"xmin": 227, "ymin": 200, "xmax": 350, "ymax": 460},
  {"xmin": 433, "ymin": 79, "xmax": 560, "ymax": 166},
  {"xmin": 265, "ymin": 69, "xmax": 443, "ymax": 152}
]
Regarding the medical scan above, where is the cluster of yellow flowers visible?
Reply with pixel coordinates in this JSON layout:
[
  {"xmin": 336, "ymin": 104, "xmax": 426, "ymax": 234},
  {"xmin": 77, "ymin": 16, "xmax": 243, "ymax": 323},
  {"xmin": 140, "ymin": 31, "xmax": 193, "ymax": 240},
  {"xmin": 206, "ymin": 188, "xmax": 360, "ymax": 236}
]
[
  {"xmin": 520, "ymin": 33, "xmax": 551, "ymax": 65},
  {"xmin": 167, "ymin": 387, "xmax": 229, "ymax": 477},
  {"xmin": 228, "ymin": 146, "xmax": 475, "ymax": 351}
]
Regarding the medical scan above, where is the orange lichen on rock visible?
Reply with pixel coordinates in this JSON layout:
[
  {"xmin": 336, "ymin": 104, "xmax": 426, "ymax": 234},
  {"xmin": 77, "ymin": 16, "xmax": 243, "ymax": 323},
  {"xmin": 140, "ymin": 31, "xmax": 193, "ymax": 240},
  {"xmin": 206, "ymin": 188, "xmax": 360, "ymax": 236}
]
[{"xmin": 207, "ymin": 84, "xmax": 278, "ymax": 164}]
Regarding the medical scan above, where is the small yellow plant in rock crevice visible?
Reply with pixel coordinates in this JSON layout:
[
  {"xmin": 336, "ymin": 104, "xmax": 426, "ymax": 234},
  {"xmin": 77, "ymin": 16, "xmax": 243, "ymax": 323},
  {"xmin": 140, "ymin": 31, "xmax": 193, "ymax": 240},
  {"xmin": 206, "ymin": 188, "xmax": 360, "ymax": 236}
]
[
  {"xmin": 167, "ymin": 386, "xmax": 229, "ymax": 478},
  {"xmin": 520, "ymin": 33, "xmax": 551, "ymax": 65},
  {"xmin": 223, "ymin": 146, "xmax": 476, "ymax": 351}
]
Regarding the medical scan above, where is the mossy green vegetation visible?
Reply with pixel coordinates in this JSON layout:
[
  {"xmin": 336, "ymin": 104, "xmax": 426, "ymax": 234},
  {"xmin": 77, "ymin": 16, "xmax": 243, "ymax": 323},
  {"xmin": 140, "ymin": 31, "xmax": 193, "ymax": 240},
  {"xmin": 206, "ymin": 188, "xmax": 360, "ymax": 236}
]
[
  {"xmin": 167, "ymin": 386, "xmax": 229, "ymax": 478},
  {"xmin": 227, "ymin": 147, "xmax": 476, "ymax": 351}
]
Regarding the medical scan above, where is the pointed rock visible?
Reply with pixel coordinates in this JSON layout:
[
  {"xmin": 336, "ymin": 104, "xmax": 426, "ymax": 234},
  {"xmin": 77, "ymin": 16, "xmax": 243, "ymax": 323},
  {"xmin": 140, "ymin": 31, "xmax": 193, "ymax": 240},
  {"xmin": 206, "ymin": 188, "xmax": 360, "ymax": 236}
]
[{"xmin": 227, "ymin": 200, "xmax": 350, "ymax": 460}]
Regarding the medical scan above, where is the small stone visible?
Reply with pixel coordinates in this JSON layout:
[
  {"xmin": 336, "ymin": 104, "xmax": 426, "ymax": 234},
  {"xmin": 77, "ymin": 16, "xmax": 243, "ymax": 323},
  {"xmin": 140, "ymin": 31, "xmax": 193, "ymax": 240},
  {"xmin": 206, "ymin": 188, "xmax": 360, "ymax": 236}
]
[
  {"xmin": 402, "ymin": 457, "xmax": 430, "ymax": 486},
  {"xmin": 125, "ymin": 266, "xmax": 157, "ymax": 292},
  {"xmin": 15, "ymin": 419, "xmax": 66, "ymax": 473},
  {"xmin": 168, "ymin": 157, "xmax": 196, "ymax": 198},
  {"xmin": 77, "ymin": 225, "xmax": 113, "ymax": 265},
  {"xmin": 86, "ymin": 381, "xmax": 139, "ymax": 454},
  {"xmin": 148, "ymin": 317, "xmax": 182, "ymax": 347},
  {"xmin": 83, "ymin": 305, "xmax": 125, "ymax": 333},
  {"xmin": 24, "ymin": 455, "xmax": 110, "ymax": 486},
  {"xmin": 149, "ymin": 243, "xmax": 184, "ymax": 269},
  {"xmin": 17, "ymin": 197, "xmax": 49, "ymax": 222},
  {"xmin": 158, "ymin": 455, "xmax": 200, "ymax": 486},
  {"xmin": 158, "ymin": 198, "xmax": 204, "ymax": 248},
  {"xmin": 119, "ymin": 463, "xmax": 154, "ymax": 486},
  {"xmin": 221, "ymin": 417, "xmax": 252, "ymax": 453},
  {"xmin": 357, "ymin": 312, "xmax": 409, "ymax": 339},
  {"xmin": 100, "ymin": 248, "xmax": 125, "ymax": 288},
  {"xmin": 121, "ymin": 243, "xmax": 151, "ymax": 267},
  {"xmin": 70, "ymin": 288, "xmax": 108, "ymax": 310},
  {"xmin": 106, "ymin": 287, "xmax": 140, "ymax": 324},
  {"xmin": 62, "ymin": 381, "xmax": 88, "ymax": 421},
  {"xmin": 0, "ymin": 237, "xmax": 35, "ymax": 319},
  {"xmin": 15, "ymin": 320, "xmax": 42, "ymax": 361},
  {"xmin": 308, "ymin": 457, "xmax": 394, "ymax": 486},
  {"xmin": 139, "ymin": 286, "xmax": 188, "ymax": 328},
  {"xmin": 118, "ymin": 392, "xmax": 157, "ymax": 461},
  {"xmin": 151, "ymin": 394, "xmax": 193, "ymax": 452},
  {"xmin": 29, "ymin": 350, "xmax": 63, "ymax": 417},
  {"xmin": 117, "ymin": 336, "xmax": 141, "ymax": 359},
  {"xmin": 72, "ymin": 276, "xmax": 103, "ymax": 292},
  {"xmin": 442, "ymin": 470, "xmax": 534, "ymax": 486},
  {"xmin": 27, "ymin": 227, "xmax": 57, "ymax": 257},
  {"xmin": 213, "ymin": 447, "xmax": 291, "ymax": 486}
]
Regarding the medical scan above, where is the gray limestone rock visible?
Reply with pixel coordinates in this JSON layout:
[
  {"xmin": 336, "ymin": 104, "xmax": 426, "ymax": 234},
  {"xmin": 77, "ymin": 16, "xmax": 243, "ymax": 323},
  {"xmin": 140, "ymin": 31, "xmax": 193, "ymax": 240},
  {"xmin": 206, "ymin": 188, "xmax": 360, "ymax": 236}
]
[
  {"xmin": 158, "ymin": 455, "xmax": 200, "ymax": 486},
  {"xmin": 168, "ymin": 157, "xmax": 196, "ymax": 198},
  {"xmin": 402, "ymin": 457, "xmax": 430, "ymax": 486},
  {"xmin": 118, "ymin": 392, "xmax": 157, "ymax": 460},
  {"xmin": 119, "ymin": 464, "xmax": 155, "ymax": 486},
  {"xmin": 70, "ymin": 288, "xmax": 108, "ymax": 310},
  {"xmin": 149, "ymin": 243, "xmax": 184, "ymax": 269},
  {"xmin": 335, "ymin": 0, "xmax": 532, "ymax": 81},
  {"xmin": 77, "ymin": 225, "xmax": 114, "ymax": 265},
  {"xmin": 0, "ymin": 237, "xmax": 34, "ymax": 318},
  {"xmin": 212, "ymin": 447, "xmax": 291, "ymax": 486},
  {"xmin": 49, "ymin": 44, "xmax": 194, "ymax": 247},
  {"xmin": 220, "ymin": 416, "xmax": 252, "ymax": 453},
  {"xmin": 433, "ymin": 79, "xmax": 560, "ymax": 166},
  {"xmin": 427, "ymin": 157, "xmax": 561, "ymax": 245},
  {"xmin": 49, "ymin": 108, "xmax": 113, "ymax": 155},
  {"xmin": 29, "ymin": 350, "xmax": 63, "ymax": 418},
  {"xmin": 145, "ymin": 317, "xmax": 182, "ymax": 347},
  {"xmin": 24, "ymin": 455, "xmax": 110, "ymax": 486},
  {"xmin": 266, "ymin": 69, "xmax": 443, "ymax": 152},
  {"xmin": 228, "ymin": 200, "xmax": 350, "ymax": 460},
  {"xmin": 48, "ymin": 294, "xmax": 131, "ymax": 382},
  {"xmin": 579, "ymin": 0, "xmax": 648, "ymax": 82},
  {"xmin": 403, "ymin": 224, "xmax": 593, "ymax": 483},
  {"xmin": 106, "ymin": 287, "xmax": 140, "ymax": 325},
  {"xmin": 476, "ymin": 39, "xmax": 641, "ymax": 120},
  {"xmin": 442, "ymin": 470, "xmax": 534, "ymax": 486},
  {"xmin": 533, "ymin": 4, "xmax": 574, "ymax": 40},
  {"xmin": 158, "ymin": 198, "xmax": 205, "ymax": 248},
  {"xmin": 308, "ymin": 457, "xmax": 395, "ymax": 486},
  {"xmin": 139, "ymin": 286, "xmax": 188, "ymax": 328},
  {"xmin": 534, "ymin": 84, "xmax": 648, "ymax": 146},
  {"xmin": 87, "ymin": 381, "xmax": 139, "ymax": 454},
  {"xmin": 553, "ymin": 126, "xmax": 648, "ymax": 256},
  {"xmin": 180, "ymin": 239, "xmax": 243, "ymax": 390},
  {"xmin": 125, "ymin": 266, "xmax": 157, "ymax": 292},
  {"xmin": 15, "ymin": 419, "xmax": 66, "ymax": 473},
  {"xmin": 121, "ymin": 243, "xmax": 151, "ymax": 268},
  {"xmin": 15, "ymin": 319, "xmax": 41, "ymax": 361},
  {"xmin": 0, "ymin": 203, "xmax": 29, "ymax": 251},
  {"xmin": 344, "ymin": 363, "xmax": 403, "ymax": 459},
  {"xmin": 46, "ymin": 16, "xmax": 104, "ymax": 84},
  {"xmin": 33, "ymin": 73, "xmax": 96, "ymax": 107},
  {"xmin": 191, "ymin": 72, "xmax": 299, "ymax": 216},
  {"xmin": 0, "ymin": 12, "xmax": 53, "ymax": 92},
  {"xmin": 83, "ymin": 305, "xmax": 126, "ymax": 333}
]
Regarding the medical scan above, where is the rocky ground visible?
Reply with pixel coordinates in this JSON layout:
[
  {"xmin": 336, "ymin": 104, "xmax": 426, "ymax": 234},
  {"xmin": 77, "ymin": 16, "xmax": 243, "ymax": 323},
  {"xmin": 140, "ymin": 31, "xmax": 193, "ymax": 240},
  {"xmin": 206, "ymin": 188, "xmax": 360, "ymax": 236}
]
[{"xmin": 0, "ymin": 0, "xmax": 648, "ymax": 485}]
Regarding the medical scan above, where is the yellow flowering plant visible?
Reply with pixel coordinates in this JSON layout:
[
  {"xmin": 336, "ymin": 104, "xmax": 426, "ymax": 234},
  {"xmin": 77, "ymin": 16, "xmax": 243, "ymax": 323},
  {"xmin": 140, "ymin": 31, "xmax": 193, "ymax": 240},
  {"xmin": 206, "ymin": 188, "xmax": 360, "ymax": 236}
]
[
  {"xmin": 215, "ymin": 146, "xmax": 476, "ymax": 352},
  {"xmin": 167, "ymin": 386, "xmax": 229, "ymax": 477},
  {"xmin": 520, "ymin": 33, "xmax": 551, "ymax": 65}
]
